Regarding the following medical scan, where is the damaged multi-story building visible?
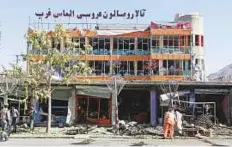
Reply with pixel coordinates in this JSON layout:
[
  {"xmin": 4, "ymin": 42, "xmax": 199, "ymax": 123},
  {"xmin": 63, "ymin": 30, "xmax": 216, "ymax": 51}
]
[{"xmin": 26, "ymin": 12, "xmax": 232, "ymax": 127}]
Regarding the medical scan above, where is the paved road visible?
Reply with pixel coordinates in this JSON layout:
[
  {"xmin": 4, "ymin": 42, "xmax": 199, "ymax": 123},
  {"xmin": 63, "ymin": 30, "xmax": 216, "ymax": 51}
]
[{"xmin": 2, "ymin": 138, "xmax": 230, "ymax": 146}]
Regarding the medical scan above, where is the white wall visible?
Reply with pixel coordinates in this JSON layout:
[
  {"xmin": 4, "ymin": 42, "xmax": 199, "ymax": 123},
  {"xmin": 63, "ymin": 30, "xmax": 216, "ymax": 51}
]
[
  {"xmin": 177, "ymin": 13, "xmax": 204, "ymax": 59},
  {"xmin": 176, "ymin": 13, "xmax": 205, "ymax": 81}
]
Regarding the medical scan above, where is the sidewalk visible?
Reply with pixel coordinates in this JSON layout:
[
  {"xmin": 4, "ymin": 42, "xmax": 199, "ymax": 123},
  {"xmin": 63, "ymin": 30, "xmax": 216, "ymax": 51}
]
[{"xmin": 9, "ymin": 127, "xmax": 232, "ymax": 140}]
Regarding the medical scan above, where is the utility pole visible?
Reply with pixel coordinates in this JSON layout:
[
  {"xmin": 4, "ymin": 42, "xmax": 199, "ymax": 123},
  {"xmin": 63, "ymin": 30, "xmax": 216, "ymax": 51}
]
[{"xmin": 16, "ymin": 55, "xmax": 20, "ymax": 65}]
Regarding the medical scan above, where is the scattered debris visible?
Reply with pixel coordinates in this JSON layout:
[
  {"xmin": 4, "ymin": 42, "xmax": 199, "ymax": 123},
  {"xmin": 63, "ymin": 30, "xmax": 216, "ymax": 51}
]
[
  {"xmin": 66, "ymin": 125, "xmax": 98, "ymax": 135},
  {"xmin": 195, "ymin": 133, "xmax": 230, "ymax": 146},
  {"xmin": 71, "ymin": 138, "xmax": 95, "ymax": 145},
  {"xmin": 195, "ymin": 114, "xmax": 213, "ymax": 129},
  {"xmin": 130, "ymin": 141, "xmax": 147, "ymax": 146},
  {"xmin": 66, "ymin": 122, "xmax": 163, "ymax": 136}
]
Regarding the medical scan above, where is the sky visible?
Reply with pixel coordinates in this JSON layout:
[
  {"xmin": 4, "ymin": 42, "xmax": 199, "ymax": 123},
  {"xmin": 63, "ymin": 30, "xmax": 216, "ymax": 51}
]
[{"xmin": 0, "ymin": 0, "xmax": 231, "ymax": 75}]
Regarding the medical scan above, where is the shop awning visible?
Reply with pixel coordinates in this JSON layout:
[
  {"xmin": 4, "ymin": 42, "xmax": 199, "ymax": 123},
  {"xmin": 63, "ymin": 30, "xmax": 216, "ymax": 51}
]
[{"xmin": 76, "ymin": 86, "xmax": 111, "ymax": 99}]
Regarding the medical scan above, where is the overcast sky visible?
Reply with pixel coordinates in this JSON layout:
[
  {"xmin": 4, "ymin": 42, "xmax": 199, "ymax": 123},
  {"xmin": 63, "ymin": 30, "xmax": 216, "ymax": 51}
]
[{"xmin": 0, "ymin": 0, "xmax": 231, "ymax": 75}]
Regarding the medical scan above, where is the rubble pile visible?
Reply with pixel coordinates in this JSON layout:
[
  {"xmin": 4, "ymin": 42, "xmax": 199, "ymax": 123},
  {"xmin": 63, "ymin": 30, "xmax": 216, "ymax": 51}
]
[
  {"xmin": 66, "ymin": 121, "xmax": 163, "ymax": 136},
  {"xmin": 114, "ymin": 121, "xmax": 163, "ymax": 136},
  {"xmin": 194, "ymin": 114, "xmax": 214, "ymax": 129},
  {"xmin": 66, "ymin": 125, "xmax": 98, "ymax": 135},
  {"xmin": 212, "ymin": 124, "xmax": 232, "ymax": 136}
]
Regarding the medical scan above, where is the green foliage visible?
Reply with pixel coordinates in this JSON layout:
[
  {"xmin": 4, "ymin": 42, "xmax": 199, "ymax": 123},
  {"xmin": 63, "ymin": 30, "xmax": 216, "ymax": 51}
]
[
  {"xmin": 0, "ymin": 24, "xmax": 92, "ymax": 113},
  {"xmin": 25, "ymin": 24, "xmax": 92, "ymax": 100},
  {"xmin": 27, "ymin": 30, "xmax": 52, "ymax": 50}
]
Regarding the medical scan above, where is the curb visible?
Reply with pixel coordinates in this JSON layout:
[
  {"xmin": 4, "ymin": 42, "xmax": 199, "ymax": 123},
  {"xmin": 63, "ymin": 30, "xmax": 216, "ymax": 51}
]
[
  {"xmin": 9, "ymin": 136, "xmax": 194, "ymax": 139},
  {"xmin": 10, "ymin": 135, "xmax": 232, "ymax": 140},
  {"xmin": 10, "ymin": 136, "xmax": 75, "ymax": 139}
]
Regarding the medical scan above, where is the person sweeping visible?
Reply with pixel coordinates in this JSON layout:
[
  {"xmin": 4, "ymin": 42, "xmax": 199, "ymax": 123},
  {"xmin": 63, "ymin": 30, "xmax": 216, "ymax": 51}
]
[{"xmin": 163, "ymin": 107, "xmax": 177, "ymax": 140}]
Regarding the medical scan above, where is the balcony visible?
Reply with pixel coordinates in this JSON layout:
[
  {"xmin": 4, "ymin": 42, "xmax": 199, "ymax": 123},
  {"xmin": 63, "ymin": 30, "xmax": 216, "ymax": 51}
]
[
  {"xmin": 28, "ymin": 49, "xmax": 84, "ymax": 55},
  {"xmin": 28, "ymin": 49, "xmax": 151, "ymax": 56},
  {"xmin": 151, "ymin": 28, "xmax": 191, "ymax": 35},
  {"xmin": 73, "ymin": 74, "xmax": 189, "ymax": 82},
  {"xmin": 152, "ymin": 48, "xmax": 191, "ymax": 54},
  {"xmin": 89, "ymin": 70, "xmax": 191, "ymax": 77},
  {"xmin": 28, "ymin": 48, "xmax": 191, "ymax": 60}
]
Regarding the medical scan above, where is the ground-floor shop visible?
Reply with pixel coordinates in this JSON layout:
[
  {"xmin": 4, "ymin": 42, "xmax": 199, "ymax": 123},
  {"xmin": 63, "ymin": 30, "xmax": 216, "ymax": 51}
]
[{"xmin": 23, "ymin": 83, "xmax": 232, "ymax": 127}]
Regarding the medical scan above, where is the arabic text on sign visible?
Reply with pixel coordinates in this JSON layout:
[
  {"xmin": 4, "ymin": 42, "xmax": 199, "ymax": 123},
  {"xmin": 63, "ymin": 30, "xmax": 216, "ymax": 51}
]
[{"xmin": 35, "ymin": 9, "xmax": 146, "ymax": 19}]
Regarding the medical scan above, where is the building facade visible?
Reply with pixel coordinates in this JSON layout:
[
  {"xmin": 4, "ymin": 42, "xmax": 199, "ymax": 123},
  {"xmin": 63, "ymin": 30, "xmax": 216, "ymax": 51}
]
[
  {"xmin": 27, "ymin": 13, "xmax": 210, "ymax": 126},
  {"xmin": 28, "ymin": 13, "xmax": 205, "ymax": 82}
]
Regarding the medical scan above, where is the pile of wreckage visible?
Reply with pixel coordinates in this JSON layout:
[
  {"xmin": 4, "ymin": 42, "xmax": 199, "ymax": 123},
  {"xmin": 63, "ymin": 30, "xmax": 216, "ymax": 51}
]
[
  {"xmin": 66, "ymin": 115, "xmax": 216, "ymax": 138},
  {"xmin": 66, "ymin": 121, "xmax": 163, "ymax": 137}
]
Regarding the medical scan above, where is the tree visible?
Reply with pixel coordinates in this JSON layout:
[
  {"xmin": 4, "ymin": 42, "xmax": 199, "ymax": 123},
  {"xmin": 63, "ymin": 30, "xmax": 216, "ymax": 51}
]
[
  {"xmin": 25, "ymin": 24, "xmax": 92, "ymax": 133},
  {"xmin": 0, "ymin": 63, "xmax": 25, "ymax": 106}
]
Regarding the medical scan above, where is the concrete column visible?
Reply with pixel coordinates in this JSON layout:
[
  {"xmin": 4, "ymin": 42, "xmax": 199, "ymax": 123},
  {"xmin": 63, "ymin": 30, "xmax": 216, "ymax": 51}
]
[
  {"xmin": 71, "ymin": 89, "xmax": 76, "ymax": 124},
  {"xmin": 110, "ymin": 38, "xmax": 113, "ymax": 75},
  {"xmin": 159, "ymin": 60, "xmax": 163, "ymax": 75},
  {"xmin": 134, "ymin": 37, "xmax": 138, "ymax": 54},
  {"xmin": 134, "ymin": 61, "xmax": 138, "ymax": 76},
  {"xmin": 222, "ymin": 96, "xmax": 229, "ymax": 123},
  {"xmin": 189, "ymin": 89, "xmax": 195, "ymax": 115},
  {"xmin": 159, "ymin": 36, "xmax": 163, "ymax": 48},
  {"xmin": 150, "ymin": 89, "xmax": 157, "ymax": 126},
  {"xmin": 134, "ymin": 37, "xmax": 138, "ymax": 76},
  {"xmin": 228, "ymin": 89, "xmax": 232, "ymax": 125},
  {"xmin": 111, "ymin": 91, "xmax": 117, "ymax": 125}
]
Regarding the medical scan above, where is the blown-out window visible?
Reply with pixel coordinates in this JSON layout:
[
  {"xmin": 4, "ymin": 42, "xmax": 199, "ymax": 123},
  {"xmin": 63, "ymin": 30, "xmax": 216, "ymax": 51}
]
[{"xmin": 195, "ymin": 35, "xmax": 200, "ymax": 46}]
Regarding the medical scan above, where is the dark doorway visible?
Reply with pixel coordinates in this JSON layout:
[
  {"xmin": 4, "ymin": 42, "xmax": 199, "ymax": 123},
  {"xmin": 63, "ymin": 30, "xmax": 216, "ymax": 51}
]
[{"xmin": 118, "ymin": 90, "xmax": 150, "ymax": 123}]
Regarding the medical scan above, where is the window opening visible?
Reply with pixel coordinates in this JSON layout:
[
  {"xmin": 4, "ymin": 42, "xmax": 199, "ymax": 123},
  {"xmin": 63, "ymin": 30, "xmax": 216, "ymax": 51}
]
[
  {"xmin": 167, "ymin": 60, "xmax": 175, "ymax": 75},
  {"xmin": 72, "ymin": 37, "xmax": 85, "ymax": 54},
  {"xmin": 137, "ymin": 61, "xmax": 144, "ymax": 75},
  {"xmin": 137, "ymin": 38, "xmax": 150, "ymax": 55},
  {"xmin": 201, "ymin": 35, "xmax": 204, "ymax": 47},
  {"xmin": 90, "ymin": 38, "xmax": 110, "ymax": 55},
  {"xmin": 113, "ymin": 38, "xmax": 135, "ymax": 55},
  {"xmin": 151, "ymin": 36, "xmax": 160, "ymax": 54},
  {"xmin": 195, "ymin": 35, "xmax": 200, "ymax": 46}
]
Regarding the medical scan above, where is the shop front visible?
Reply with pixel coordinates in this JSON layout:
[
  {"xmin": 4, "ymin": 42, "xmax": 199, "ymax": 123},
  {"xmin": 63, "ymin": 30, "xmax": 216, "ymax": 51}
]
[{"xmin": 75, "ymin": 86, "xmax": 112, "ymax": 125}]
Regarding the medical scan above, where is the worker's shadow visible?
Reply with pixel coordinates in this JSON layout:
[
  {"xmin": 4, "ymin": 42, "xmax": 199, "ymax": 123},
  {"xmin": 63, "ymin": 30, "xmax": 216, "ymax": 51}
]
[{"xmin": 211, "ymin": 144, "xmax": 231, "ymax": 147}]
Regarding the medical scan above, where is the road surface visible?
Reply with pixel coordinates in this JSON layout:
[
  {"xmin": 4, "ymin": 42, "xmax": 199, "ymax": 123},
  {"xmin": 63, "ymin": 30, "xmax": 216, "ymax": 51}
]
[{"xmin": 2, "ymin": 138, "xmax": 232, "ymax": 146}]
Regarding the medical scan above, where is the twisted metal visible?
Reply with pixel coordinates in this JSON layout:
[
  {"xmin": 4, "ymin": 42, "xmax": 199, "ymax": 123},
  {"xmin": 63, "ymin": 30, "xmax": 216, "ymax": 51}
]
[{"xmin": 159, "ymin": 80, "xmax": 179, "ymax": 108}]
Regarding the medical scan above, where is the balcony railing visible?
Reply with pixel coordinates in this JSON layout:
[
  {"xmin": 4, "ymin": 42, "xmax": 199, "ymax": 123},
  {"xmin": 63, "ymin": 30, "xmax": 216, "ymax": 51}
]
[
  {"xmin": 28, "ymin": 48, "xmax": 191, "ymax": 56},
  {"xmin": 89, "ymin": 70, "xmax": 191, "ymax": 77},
  {"xmin": 152, "ymin": 47, "xmax": 191, "ymax": 54}
]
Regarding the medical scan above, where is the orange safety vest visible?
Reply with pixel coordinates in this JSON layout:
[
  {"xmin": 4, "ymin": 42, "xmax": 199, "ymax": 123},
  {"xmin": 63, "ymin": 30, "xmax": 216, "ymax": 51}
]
[{"xmin": 165, "ymin": 111, "xmax": 175, "ymax": 125}]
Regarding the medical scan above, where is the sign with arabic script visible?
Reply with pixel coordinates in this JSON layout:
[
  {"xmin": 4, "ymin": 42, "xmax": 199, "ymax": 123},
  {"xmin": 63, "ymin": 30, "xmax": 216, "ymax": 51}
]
[{"xmin": 35, "ymin": 9, "xmax": 146, "ymax": 19}]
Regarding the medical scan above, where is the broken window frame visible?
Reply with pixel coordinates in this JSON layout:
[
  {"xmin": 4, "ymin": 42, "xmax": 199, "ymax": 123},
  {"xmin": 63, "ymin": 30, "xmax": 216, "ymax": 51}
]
[
  {"xmin": 120, "ymin": 61, "xmax": 135, "ymax": 76},
  {"xmin": 146, "ymin": 60, "xmax": 159, "ymax": 75},
  {"xmin": 71, "ymin": 37, "xmax": 85, "ymax": 55},
  {"xmin": 137, "ymin": 37, "xmax": 150, "ymax": 55},
  {"xmin": 90, "ymin": 37, "xmax": 110, "ymax": 55},
  {"xmin": 89, "ymin": 60, "xmax": 110, "ymax": 76},
  {"xmin": 113, "ymin": 37, "xmax": 135, "ymax": 55},
  {"xmin": 137, "ymin": 60, "xmax": 151, "ymax": 76},
  {"xmin": 151, "ymin": 36, "xmax": 160, "ymax": 54},
  {"xmin": 183, "ymin": 60, "xmax": 191, "ymax": 76},
  {"xmin": 195, "ymin": 35, "xmax": 200, "ymax": 46}
]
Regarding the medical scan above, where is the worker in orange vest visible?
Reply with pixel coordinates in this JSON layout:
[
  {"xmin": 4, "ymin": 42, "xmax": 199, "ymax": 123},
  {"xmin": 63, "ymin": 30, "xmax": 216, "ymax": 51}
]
[{"xmin": 163, "ymin": 107, "xmax": 177, "ymax": 140}]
